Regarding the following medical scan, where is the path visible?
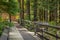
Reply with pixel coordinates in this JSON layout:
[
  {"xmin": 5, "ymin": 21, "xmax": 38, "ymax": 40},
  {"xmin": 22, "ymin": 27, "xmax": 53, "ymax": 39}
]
[
  {"xmin": 9, "ymin": 22, "xmax": 40, "ymax": 40},
  {"xmin": 9, "ymin": 27, "xmax": 24, "ymax": 40},
  {"xmin": 17, "ymin": 27, "xmax": 40, "ymax": 40}
]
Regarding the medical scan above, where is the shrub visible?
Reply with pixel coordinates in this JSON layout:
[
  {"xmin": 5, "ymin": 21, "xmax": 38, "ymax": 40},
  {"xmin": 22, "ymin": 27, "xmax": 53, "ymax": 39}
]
[
  {"xmin": 0, "ymin": 22, "xmax": 4, "ymax": 36},
  {"xmin": 0, "ymin": 20, "xmax": 14, "ymax": 36},
  {"xmin": 3, "ymin": 20, "xmax": 14, "ymax": 27}
]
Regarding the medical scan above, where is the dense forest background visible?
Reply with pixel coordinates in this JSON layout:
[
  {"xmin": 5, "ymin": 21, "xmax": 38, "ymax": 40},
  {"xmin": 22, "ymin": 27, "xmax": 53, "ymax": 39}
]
[
  {"xmin": 0, "ymin": 0, "xmax": 60, "ymax": 25},
  {"xmin": 19, "ymin": 0, "xmax": 60, "ymax": 26}
]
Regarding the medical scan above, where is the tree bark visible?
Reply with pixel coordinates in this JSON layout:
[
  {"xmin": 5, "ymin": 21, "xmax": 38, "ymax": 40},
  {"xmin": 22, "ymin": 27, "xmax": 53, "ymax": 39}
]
[
  {"xmin": 9, "ymin": 14, "xmax": 11, "ymax": 22},
  {"xmin": 21, "ymin": 0, "xmax": 24, "ymax": 26},
  {"xmin": 18, "ymin": 0, "xmax": 24, "ymax": 26},
  {"xmin": 33, "ymin": 0, "xmax": 37, "ymax": 21},
  {"xmin": 27, "ymin": 0, "xmax": 30, "ymax": 20},
  {"xmin": 21, "ymin": 0, "xmax": 24, "ymax": 19}
]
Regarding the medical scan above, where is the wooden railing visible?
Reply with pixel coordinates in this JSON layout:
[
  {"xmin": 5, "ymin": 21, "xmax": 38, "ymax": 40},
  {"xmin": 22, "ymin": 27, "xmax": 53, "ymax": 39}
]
[{"xmin": 23, "ymin": 20, "xmax": 60, "ymax": 40}]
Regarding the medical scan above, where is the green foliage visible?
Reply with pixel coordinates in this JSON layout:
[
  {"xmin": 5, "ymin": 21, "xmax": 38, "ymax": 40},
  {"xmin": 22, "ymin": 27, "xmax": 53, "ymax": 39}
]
[
  {"xmin": 24, "ymin": 21, "xmax": 34, "ymax": 31},
  {"xmin": 0, "ymin": 0, "xmax": 19, "ymax": 15},
  {"xmin": 0, "ymin": 22, "xmax": 5, "ymax": 36},
  {"xmin": 49, "ymin": 21, "xmax": 56, "ymax": 26},
  {"xmin": 0, "ymin": 30, "xmax": 2, "ymax": 36},
  {"xmin": 7, "ymin": 0, "xmax": 19, "ymax": 15},
  {"xmin": 8, "ymin": 22, "xmax": 14, "ymax": 27},
  {"xmin": 0, "ymin": 20, "xmax": 14, "ymax": 36},
  {"xmin": 38, "ymin": 0, "xmax": 59, "ymax": 10},
  {"xmin": 3, "ymin": 20, "xmax": 14, "ymax": 27}
]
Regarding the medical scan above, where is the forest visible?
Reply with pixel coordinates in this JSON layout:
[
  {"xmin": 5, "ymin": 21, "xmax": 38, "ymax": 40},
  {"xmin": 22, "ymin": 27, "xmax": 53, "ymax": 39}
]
[{"xmin": 0, "ymin": 0, "xmax": 60, "ymax": 40}]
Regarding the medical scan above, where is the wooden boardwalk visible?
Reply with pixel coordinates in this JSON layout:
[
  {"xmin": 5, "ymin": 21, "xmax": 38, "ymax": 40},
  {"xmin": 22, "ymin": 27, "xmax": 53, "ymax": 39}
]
[
  {"xmin": 17, "ymin": 28, "xmax": 40, "ymax": 40},
  {"xmin": 9, "ymin": 27, "xmax": 24, "ymax": 40},
  {"xmin": 8, "ymin": 22, "xmax": 40, "ymax": 40},
  {"xmin": 9, "ymin": 26, "xmax": 40, "ymax": 40}
]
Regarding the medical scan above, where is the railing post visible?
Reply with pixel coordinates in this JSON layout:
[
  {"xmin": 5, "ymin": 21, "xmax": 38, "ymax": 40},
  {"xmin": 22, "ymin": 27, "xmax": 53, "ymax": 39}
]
[
  {"xmin": 56, "ymin": 31, "xmax": 59, "ymax": 40},
  {"xmin": 7, "ymin": 27, "xmax": 10, "ymax": 40},
  {"xmin": 34, "ymin": 23, "xmax": 37, "ymax": 35},
  {"xmin": 41, "ymin": 28, "xmax": 44, "ymax": 40},
  {"xmin": 46, "ymin": 26, "xmax": 48, "ymax": 31}
]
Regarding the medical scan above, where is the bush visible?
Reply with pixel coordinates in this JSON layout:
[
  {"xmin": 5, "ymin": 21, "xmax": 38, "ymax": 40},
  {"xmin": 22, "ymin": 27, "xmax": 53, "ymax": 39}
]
[
  {"xmin": 49, "ymin": 21, "xmax": 56, "ymax": 26},
  {"xmin": 0, "ymin": 20, "xmax": 14, "ymax": 36},
  {"xmin": 9, "ymin": 22, "xmax": 14, "ymax": 27},
  {"xmin": 0, "ymin": 31, "xmax": 2, "ymax": 36},
  {"xmin": 3, "ymin": 20, "xmax": 14, "ymax": 27},
  {"xmin": 0, "ymin": 22, "xmax": 4, "ymax": 36}
]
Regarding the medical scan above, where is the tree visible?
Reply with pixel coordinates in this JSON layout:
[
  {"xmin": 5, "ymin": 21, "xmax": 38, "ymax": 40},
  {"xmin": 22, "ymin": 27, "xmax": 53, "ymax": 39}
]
[
  {"xmin": 0, "ymin": 0, "xmax": 19, "ymax": 22},
  {"xmin": 33, "ymin": 0, "xmax": 37, "ymax": 21},
  {"xmin": 7, "ymin": 0, "xmax": 19, "ymax": 22},
  {"xmin": 18, "ymin": 0, "xmax": 24, "ymax": 26},
  {"xmin": 26, "ymin": 0, "xmax": 30, "ymax": 20},
  {"xmin": 37, "ymin": 0, "xmax": 59, "ymax": 22}
]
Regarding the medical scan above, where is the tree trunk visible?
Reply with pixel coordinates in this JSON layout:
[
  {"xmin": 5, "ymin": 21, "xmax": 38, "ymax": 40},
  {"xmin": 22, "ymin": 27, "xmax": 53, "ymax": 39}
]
[
  {"xmin": 21, "ymin": 0, "xmax": 24, "ymax": 19},
  {"xmin": 18, "ymin": 0, "xmax": 22, "ymax": 24},
  {"xmin": 44, "ymin": 10, "xmax": 48, "ymax": 22},
  {"xmin": 33, "ymin": 0, "xmax": 37, "ymax": 21},
  {"xmin": 21, "ymin": 0, "xmax": 24, "ymax": 26},
  {"xmin": 9, "ymin": 14, "xmax": 11, "ymax": 22},
  {"xmin": 27, "ymin": 0, "xmax": 30, "ymax": 20}
]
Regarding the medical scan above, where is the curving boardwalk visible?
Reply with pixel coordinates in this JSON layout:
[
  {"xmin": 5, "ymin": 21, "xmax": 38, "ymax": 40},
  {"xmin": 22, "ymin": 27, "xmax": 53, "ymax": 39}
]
[
  {"xmin": 17, "ymin": 28, "xmax": 40, "ymax": 40},
  {"xmin": 9, "ymin": 22, "xmax": 40, "ymax": 40}
]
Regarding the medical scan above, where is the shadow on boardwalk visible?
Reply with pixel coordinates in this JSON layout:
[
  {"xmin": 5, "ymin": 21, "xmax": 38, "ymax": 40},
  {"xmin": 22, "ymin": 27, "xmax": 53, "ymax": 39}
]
[{"xmin": 17, "ymin": 26, "xmax": 40, "ymax": 40}]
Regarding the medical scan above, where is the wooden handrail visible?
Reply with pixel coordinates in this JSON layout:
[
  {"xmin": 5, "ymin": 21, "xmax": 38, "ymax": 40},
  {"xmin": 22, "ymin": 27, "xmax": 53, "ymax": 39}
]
[
  {"xmin": 23, "ymin": 20, "xmax": 60, "ymax": 30},
  {"xmin": 23, "ymin": 20, "xmax": 60, "ymax": 40}
]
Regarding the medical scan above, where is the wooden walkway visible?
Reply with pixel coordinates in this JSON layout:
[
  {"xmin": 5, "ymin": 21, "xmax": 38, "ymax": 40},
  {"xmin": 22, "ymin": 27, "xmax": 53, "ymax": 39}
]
[
  {"xmin": 9, "ymin": 27, "xmax": 24, "ymax": 40},
  {"xmin": 17, "ymin": 27, "xmax": 40, "ymax": 40},
  {"xmin": 9, "ymin": 26, "xmax": 40, "ymax": 40}
]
